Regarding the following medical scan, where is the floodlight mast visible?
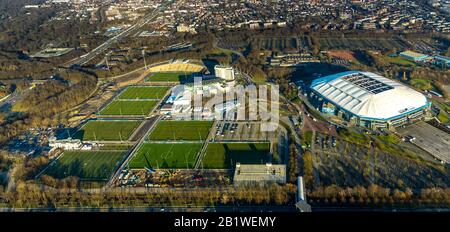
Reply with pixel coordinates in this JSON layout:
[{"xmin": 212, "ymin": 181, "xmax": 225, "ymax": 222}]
[
  {"xmin": 142, "ymin": 49, "xmax": 147, "ymax": 70},
  {"xmin": 105, "ymin": 55, "xmax": 111, "ymax": 72}
]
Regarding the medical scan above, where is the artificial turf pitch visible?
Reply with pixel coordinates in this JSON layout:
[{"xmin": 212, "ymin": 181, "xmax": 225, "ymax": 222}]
[
  {"xmin": 99, "ymin": 100, "xmax": 158, "ymax": 116},
  {"xmin": 73, "ymin": 120, "xmax": 142, "ymax": 141},
  {"xmin": 201, "ymin": 142, "xmax": 272, "ymax": 169},
  {"xmin": 148, "ymin": 120, "xmax": 213, "ymax": 141},
  {"xmin": 44, "ymin": 151, "xmax": 127, "ymax": 180},
  {"xmin": 128, "ymin": 143, "xmax": 203, "ymax": 169},
  {"xmin": 117, "ymin": 86, "xmax": 170, "ymax": 100}
]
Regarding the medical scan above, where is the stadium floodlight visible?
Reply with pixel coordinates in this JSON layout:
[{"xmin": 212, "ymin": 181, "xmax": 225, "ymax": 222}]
[
  {"xmin": 105, "ymin": 56, "xmax": 111, "ymax": 73},
  {"xmin": 142, "ymin": 49, "xmax": 147, "ymax": 70},
  {"xmin": 184, "ymin": 148, "xmax": 192, "ymax": 170},
  {"xmin": 197, "ymin": 130, "xmax": 202, "ymax": 142}
]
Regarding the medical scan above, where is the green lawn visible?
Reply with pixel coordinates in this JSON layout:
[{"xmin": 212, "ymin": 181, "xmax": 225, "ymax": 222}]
[
  {"xmin": 409, "ymin": 78, "xmax": 433, "ymax": 91},
  {"xmin": 145, "ymin": 72, "xmax": 194, "ymax": 83},
  {"xmin": 201, "ymin": 142, "xmax": 272, "ymax": 169},
  {"xmin": 438, "ymin": 111, "xmax": 449, "ymax": 123},
  {"xmin": 117, "ymin": 86, "xmax": 170, "ymax": 100},
  {"xmin": 99, "ymin": 100, "xmax": 158, "ymax": 116},
  {"xmin": 148, "ymin": 120, "xmax": 213, "ymax": 141},
  {"xmin": 338, "ymin": 128, "xmax": 369, "ymax": 145},
  {"xmin": 376, "ymin": 134, "xmax": 400, "ymax": 144},
  {"xmin": 128, "ymin": 143, "xmax": 203, "ymax": 169},
  {"xmin": 44, "ymin": 151, "xmax": 127, "ymax": 180},
  {"xmin": 73, "ymin": 120, "xmax": 142, "ymax": 141},
  {"xmin": 381, "ymin": 55, "xmax": 416, "ymax": 66}
]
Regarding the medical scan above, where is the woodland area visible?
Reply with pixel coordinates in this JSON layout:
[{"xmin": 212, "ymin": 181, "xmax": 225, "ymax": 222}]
[{"xmin": 0, "ymin": 70, "xmax": 97, "ymax": 145}]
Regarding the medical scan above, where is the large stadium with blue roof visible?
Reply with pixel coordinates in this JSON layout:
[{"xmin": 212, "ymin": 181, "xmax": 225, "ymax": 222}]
[{"xmin": 309, "ymin": 71, "xmax": 431, "ymax": 130}]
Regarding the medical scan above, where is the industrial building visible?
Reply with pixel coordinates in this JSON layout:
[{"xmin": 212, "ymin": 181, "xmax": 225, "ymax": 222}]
[
  {"xmin": 399, "ymin": 50, "xmax": 429, "ymax": 61},
  {"xmin": 233, "ymin": 163, "xmax": 286, "ymax": 186},
  {"xmin": 310, "ymin": 71, "xmax": 430, "ymax": 130},
  {"xmin": 432, "ymin": 55, "xmax": 450, "ymax": 68}
]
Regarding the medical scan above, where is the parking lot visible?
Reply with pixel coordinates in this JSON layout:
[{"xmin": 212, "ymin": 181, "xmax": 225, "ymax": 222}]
[
  {"xmin": 397, "ymin": 122, "xmax": 450, "ymax": 164},
  {"xmin": 212, "ymin": 121, "xmax": 279, "ymax": 141}
]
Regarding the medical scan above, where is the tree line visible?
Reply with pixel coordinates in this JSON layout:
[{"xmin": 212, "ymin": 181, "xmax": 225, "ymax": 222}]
[
  {"xmin": 0, "ymin": 182, "xmax": 295, "ymax": 209},
  {"xmin": 308, "ymin": 184, "xmax": 450, "ymax": 209}
]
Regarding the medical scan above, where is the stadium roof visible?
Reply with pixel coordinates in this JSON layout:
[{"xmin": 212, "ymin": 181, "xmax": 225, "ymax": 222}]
[{"xmin": 310, "ymin": 71, "xmax": 429, "ymax": 120}]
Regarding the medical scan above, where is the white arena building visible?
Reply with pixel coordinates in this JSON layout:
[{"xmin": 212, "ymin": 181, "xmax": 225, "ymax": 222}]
[{"xmin": 310, "ymin": 71, "xmax": 430, "ymax": 129}]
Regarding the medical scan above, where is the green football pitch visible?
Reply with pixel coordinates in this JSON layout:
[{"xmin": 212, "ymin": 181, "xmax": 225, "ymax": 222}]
[
  {"xmin": 44, "ymin": 151, "xmax": 127, "ymax": 180},
  {"xmin": 99, "ymin": 100, "xmax": 158, "ymax": 116},
  {"xmin": 117, "ymin": 86, "xmax": 170, "ymax": 100},
  {"xmin": 145, "ymin": 72, "xmax": 194, "ymax": 83},
  {"xmin": 73, "ymin": 120, "xmax": 142, "ymax": 141},
  {"xmin": 148, "ymin": 120, "xmax": 213, "ymax": 141},
  {"xmin": 128, "ymin": 143, "xmax": 203, "ymax": 169},
  {"xmin": 201, "ymin": 142, "xmax": 272, "ymax": 169}
]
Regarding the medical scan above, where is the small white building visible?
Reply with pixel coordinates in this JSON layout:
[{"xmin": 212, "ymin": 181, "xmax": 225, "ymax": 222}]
[
  {"xmin": 49, "ymin": 137, "xmax": 82, "ymax": 150},
  {"xmin": 214, "ymin": 65, "xmax": 235, "ymax": 81}
]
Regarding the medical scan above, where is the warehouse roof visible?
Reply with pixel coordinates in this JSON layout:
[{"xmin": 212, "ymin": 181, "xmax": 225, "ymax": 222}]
[
  {"xmin": 400, "ymin": 51, "xmax": 429, "ymax": 60},
  {"xmin": 310, "ymin": 71, "xmax": 428, "ymax": 120},
  {"xmin": 233, "ymin": 163, "xmax": 286, "ymax": 184}
]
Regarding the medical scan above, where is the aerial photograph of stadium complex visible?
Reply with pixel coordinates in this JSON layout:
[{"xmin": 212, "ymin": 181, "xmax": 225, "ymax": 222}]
[{"xmin": 0, "ymin": 0, "xmax": 449, "ymax": 227}]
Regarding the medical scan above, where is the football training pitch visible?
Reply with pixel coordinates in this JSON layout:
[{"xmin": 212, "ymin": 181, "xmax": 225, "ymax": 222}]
[
  {"xmin": 201, "ymin": 142, "xmax": 272, "ymax": 169},
  {"xmin": 148, "ymin": 120, "xmax": 213, "ymax": 141},
  {"xmin": 44, "ymin": 151, "xmax": 127, "ymax": 180},
  {"xmin": 99, "ymin": 100, "xmax": 158, "ymax": 116},
  {"xmin": 117, "ymin": 86, "xmax": 170, "ymax": 100},
  {"xmin": 128, "ymin": 142, "xmax": 203, "ymax": 169},
  {"xmin": 145, "ymin": 72, "xmax": 194, "ymax": 83},
  {"xmin": 73, "ymin": 120, "xmax": 142, "ymax": 141}
]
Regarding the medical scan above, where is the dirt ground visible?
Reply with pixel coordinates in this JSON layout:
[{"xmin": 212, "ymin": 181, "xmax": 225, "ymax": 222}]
[{"xmin": 328, "ymin": 50, "xmax": 356, "ymax": 61}]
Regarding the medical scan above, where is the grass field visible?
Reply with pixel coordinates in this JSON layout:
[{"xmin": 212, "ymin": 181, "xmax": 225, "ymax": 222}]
[
  {"xmin": 117, "ymin": 86, "xmax": 170, "ymax": 100},
  {"xmin": 148, "ymin": 120, "xmax": 213, "ymax": 141},
  {"xmin": 44, "ymin": 151, "xmax": 127, "ymax": 180},
  {"xmin": 201, "ymin": 142, "xmax": 272, "ymax": 169},
  {"xmin": 128, "ymin": 143, "xmax": 203, "ymax": 169},
  {"xmin": 409, "ymin": 78, "xmax": 433, "ymax": 91},
  {"xmin": 74, "ymin": 120, "xmax": 142, "ymax": 141},
  {"xmin": 145, "ymin": 72, "xmax": 194, "ymax": 83},
  {"xmin": 381, "ymin": 55, "xmax": 416, "ymax": 66},
  {"xmin": 99, "ymin": 100, "xmax": 158, "ymax": 116}
]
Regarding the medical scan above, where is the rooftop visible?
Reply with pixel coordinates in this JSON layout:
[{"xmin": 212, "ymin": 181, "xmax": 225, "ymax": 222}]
[
  {"xmin": 310, "ymin": 71, "xmax": 429, "ymax": 120},
  {"xmin": 400, "ymin": 50, "xmax": 429, "ymax": 59},
  {"xmin": 233, "ymin": 163, "xmax": 286, "ymax": 184}
]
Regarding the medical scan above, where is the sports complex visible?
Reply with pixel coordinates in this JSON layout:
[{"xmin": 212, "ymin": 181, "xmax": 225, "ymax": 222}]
[
  {"xmin": 42, "ymin": 63, "xmax": 278, "ymax": 186},
  {"xmin": 309, "ymin": 71, "xmax": 431, "ymax": 130}
]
